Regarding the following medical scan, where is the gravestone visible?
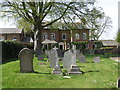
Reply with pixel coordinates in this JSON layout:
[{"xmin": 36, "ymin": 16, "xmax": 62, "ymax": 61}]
[
  {"xmin": 76, "ymin": 50, "xmax": 80, "ymax": 57},
  {"xmin": 68, "ymin": 64, "xmax": 82, "ymax": 75},
  {"xmin": 90, "ymin": 49, "xmax": 95, "ymax": 55},
  {"xmin": 63, "ymin": 50, "xmax": 75, "ymax": 69},
  {"xmin": 71, "ymin": 45, "xmax": 77, "ymax": 64},
  {"xmin": 49, "ymin": 46, "xmax": 59, "ymax": 68},
  {"xmin": 36, "ymin": 49, "xmax": 44, "ymax": 60},
  {"xmin": 77, "ymin": 53, "xmax": 86, "ymax": 63},
  {"xmin": 52, "ymin": 58, "xmax": 62, "ymax": 74},
  {"xmin": 93, "ymin": 57, "xmax": 100, "ymax": 63},
  {"xmin": 117, "ymin": 77, "xmax": 120, "ymax": 88},
  {"xmin": 18, "ymin": 48, "xmax": 34, "ymax": 73},
  {"xmin": 45, "ymin": 50, "xmax": 50, "ymax": 61}
]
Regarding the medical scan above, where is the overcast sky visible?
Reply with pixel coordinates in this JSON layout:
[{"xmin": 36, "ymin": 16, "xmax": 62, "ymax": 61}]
[{"xmin": 0, "ymin": 0, "xmax": 119, "ymax": 40}]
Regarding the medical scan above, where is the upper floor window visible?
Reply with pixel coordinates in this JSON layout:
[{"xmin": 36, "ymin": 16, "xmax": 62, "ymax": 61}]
[
  {"xmin": 0, "ymin": 36, "xmax": 5, "ymax": 40},
  {"xmin": 51, "ymin": 33, "xmax": 55, "ymax": 40},
  {"xmin": 62, "ymin": 33, "xmax": 66, "ymax": 40},
  {"xmin": 82, "ymin": 33, "xmax": 87, "ymax": 40},
  {"xmin": 75, "ymin": 33, "xmax": 80, "ymax": 40},
  {"xmin": 43, "ymin": 33, "xmax": 48, "ymax": 40}
]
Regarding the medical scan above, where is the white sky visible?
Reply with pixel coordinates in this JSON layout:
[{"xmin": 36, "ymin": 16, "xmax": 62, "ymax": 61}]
[
  {"xmin": 96, "ymin": 0, "xmax": 119, "ymax": 40},
  {"xmin": 0, "ymin": 0, "xmax": 119, "ymax": 40}
]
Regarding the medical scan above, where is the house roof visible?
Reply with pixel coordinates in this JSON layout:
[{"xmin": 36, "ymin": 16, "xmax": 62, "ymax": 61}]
[
  {"xmin": 42, "ymin": 39, "xmax": 57, "ymax": 44},
  {"xmin": 101, "ymin": 40, "xmax": 118, "ymax": 46},
  {"xmin": 0, "ymin": 28, "xmax": 23, "ymax": 34}
]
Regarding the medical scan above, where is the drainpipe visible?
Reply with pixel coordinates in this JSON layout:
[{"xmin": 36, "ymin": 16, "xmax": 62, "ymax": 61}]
[{"xmin": 70, "ymin": 30, "xmax": 73, "ymax": 42}]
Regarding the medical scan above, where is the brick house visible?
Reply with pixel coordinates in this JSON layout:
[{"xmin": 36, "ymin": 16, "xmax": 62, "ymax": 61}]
[
  {"xmin": 42, "ymin": 28, "xmax": 89, "ymax": 50},
  {"xmin": 0, "ymin": 28, "xmax": 24, "ymax": 41},
  {"xmin": 0, "ymin": 28, "xmax": 90, "ymax": 50}
]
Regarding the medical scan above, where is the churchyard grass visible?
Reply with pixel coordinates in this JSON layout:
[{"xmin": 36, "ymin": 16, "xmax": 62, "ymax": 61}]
[{"xmin": 2, "ymin": 54, "xmax": 118, "ymax": 88}]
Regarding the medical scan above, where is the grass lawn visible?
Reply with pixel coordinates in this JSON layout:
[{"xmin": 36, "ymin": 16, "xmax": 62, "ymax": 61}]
[{"xmin": 2, "ymin": 54, "xmax": 118, "ymax": 88}]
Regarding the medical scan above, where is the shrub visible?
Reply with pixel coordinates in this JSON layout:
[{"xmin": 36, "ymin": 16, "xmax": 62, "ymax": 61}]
[
  {"xmin": 71, "ymin": 41, "xmax": 88, "ymax": 49},
  {"xmin": 62, "ymin": 69, "xmax": 68, "ymax": 76},
  {"xmin": 1, "ymin": 40, "xmax": 24, "ymax": 62}
]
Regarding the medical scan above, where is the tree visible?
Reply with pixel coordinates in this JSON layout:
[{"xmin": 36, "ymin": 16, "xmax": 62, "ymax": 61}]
[
  {"xmin": 84, "ymin": 7, "xmax": 112, "ymax": 40},
  {"xmin": 116, "ymin": 30, "xmax": 120, "ymax": 43},
  {"xmin": 0, "ymin": 0, "xmax": 94, "ymax": 59},
  {"xmin": 17, "ymin": 18, "xmax": 34, "ymax": 38}
]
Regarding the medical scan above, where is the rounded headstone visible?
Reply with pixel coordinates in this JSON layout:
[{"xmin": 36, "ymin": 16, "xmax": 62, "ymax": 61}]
[{"xmin": 18, "ymin": 48, "xmax": 34, "ymax": 73}]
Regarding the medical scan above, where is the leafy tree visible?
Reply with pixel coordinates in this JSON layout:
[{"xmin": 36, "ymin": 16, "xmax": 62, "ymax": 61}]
[
  {"xmin": 0, "ymin": 0, "xmax": 94, "ymax": 59},
  {"xmin": 85, "ymin": 7, "xmax": 112, "ymax": 40},
  {"xmin": 116, "ymin": 30, "xmax": 120, "ymax": 43}
]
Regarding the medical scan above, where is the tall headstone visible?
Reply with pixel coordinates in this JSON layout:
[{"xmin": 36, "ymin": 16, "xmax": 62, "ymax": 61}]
[
  {"xmin": 77, "ymin": 53, "xmax": 86, "ymax": 63},
  {"xmin": 49, "ymin": 46, "xmax": 59, "ymax": 68},
  {"xmin": 18, "ymin": 48, "xmax": 34, "ymax": 73},
  {"xmin": 93, "ymin": 57, "xmax": 100, "ymax": 63},
  {"xmin": 63, "ymin": 50, "xmax": 75, "ymax": 69},
  {"xmin": 71, "ymin": 45, "xmax": 77, "ymax": 64},
  {"xmin": 52, "ymin": 57, "xmax": 62, "ymax": 74}
]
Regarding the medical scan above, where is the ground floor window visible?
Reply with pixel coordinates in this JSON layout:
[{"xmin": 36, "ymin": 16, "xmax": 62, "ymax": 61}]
[{"xmin": 0, "ymin": 36, "xmax": 5, "ymax": 40}]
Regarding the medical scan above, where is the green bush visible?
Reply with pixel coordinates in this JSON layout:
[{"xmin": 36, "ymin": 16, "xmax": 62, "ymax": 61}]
[
  {"xmin": 71, "ymin": 41, "xmax": 88, "ymax": 49},
  {"xmin": 1, "ymin": 40, "xmax": 24, "ymax": 62}
]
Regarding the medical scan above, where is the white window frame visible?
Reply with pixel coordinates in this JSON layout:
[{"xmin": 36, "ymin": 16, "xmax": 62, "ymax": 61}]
[
  {"xmin": 62, "ymin": 33, "xmax": 66, "ymax": 40},
  {"xmin": 75, "ymin": 33, "xmax": 80, "ymax": 40},
  {"xmin": 82, "ymin": 33, "xmax": 87, "ymax": 40},
  {"xmin": 51, "ymin": 33, "xmax": 55, "ymax": 40},
  {"xmin": 43, "ymin": 33, "xmax": 48, "ymax": 40}
]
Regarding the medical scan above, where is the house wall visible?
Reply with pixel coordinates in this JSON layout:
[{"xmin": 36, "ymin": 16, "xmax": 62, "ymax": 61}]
[
  {"xmin": 0, "ymin": 33, "xmax": 23, "ymax": 41},
  {"xmin": 42, "ymin": 29, "xmax": 89, "ymax": 42},
  {"xmin": 72, "ymin": 29, "xmax": 89, "ymax": 41}
]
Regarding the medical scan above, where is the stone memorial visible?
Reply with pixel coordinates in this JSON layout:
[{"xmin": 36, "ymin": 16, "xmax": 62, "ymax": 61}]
[
  {"xmin": 71, "ymin": 45, "xmax": 77, "ymax": 64},
  {"xmin": 90, "ymin": 49, "xmax": 95, "ymax": 55},
  {"xmin": 49, "ymin": 46, "xmax": 59, "ymax": 68},
  {"xmin": 77, "ymin": 53, "xmax": 86, "ymax": 63},
  {"xmin": 76, "ymin": 50, "xmax": 80, "ymax": 57},
  {"xmin": 63, "ymin": 50, "xmax": 75, "ymax": 69},
  {"xmin": 68, "ymin": 64, "xmax": 82, "ymax": 75},
  {"xmin": 117, "ymin": 77, "xmax": 120, "ymax": 88},
  {"xmin": 52, "ymin": 58, "xmax": 62, "ymax": 74},
  {"xmin": 93, "ymin": 57, "xmax": 100, "ymax": 63},
  {"xmin": 18, "ymin": 48, "xmax": 34, "ymax": 73}
]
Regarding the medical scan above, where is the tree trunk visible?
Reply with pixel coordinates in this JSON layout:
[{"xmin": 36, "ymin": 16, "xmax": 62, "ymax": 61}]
[{"xmin": 34, "ymin": 25, "xmax": 44, "ymax": 60}]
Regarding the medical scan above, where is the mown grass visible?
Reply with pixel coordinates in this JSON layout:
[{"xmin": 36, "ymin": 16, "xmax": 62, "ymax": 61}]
[{"xmin": 2, "ymin": 54, "xmax": 118, "ymax": 88}]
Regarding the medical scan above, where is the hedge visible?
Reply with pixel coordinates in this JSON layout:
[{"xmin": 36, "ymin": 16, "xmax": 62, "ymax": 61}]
[{"xmin": 1, "ymin": 40, "xmax": 24, "ymax": 62}]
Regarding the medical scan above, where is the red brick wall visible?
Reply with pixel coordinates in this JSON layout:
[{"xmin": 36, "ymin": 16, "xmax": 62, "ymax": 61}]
[
  {"xmin": 72, "ymin": 29, "xmax": 89, "ymax": 41},
  {"xmin": 42, "ymin": 29, "xmax": 89, "ymax": 42}
]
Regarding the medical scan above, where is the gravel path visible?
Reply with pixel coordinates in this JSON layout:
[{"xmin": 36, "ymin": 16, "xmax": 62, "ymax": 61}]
[{"xmin": 110, "ymin": 57, "xmax": 120, "ymax": 62}]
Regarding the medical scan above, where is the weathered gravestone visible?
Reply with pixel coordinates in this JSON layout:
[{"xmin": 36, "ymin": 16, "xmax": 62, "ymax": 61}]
[
  {"xmin": 48, "ymin": 47, "xmax": 59, "ymax": 68},
  {"xmin": 63, "ymin": 50, "xmax": 75, "ymax": 69},
  {"xmin": 90, "ymin": 49, "xmax": 95, "ymax": 55},
  {"xmin": 45, "ymin": 50, "xmax": 50, "ymax": 62},
  {"xmin": 117, "ymin": 77, "xmax": 120, "ymax": 88},
  {"xmin": 77, "ymin": 53, "xmax": 86, "ymax": 63},
  {"xmin": 71, "ymin": 45, "xmax": 77, "ymax": 64},
  {"xmin": 76, "ymin": 50, "xmax": 80, "ymax": 57},
  {"xmin": 93, "ymin": 57, "xmax": 100, "ymax": 63},
  {"xmin": 52, "ymin": 58, "xmax": 62, "ymax": 74},
  {"xmin": 68, "ymin": 64, "xmax": 82, "ymax": 75},
  {"xmin": 18, "ymin": 48, "xmax": 34, "ymax": 73}
]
